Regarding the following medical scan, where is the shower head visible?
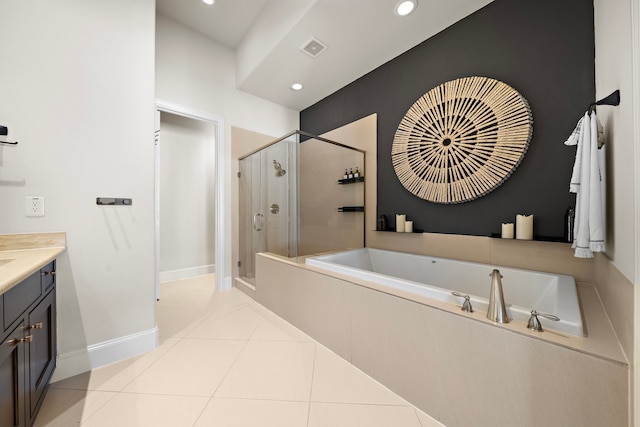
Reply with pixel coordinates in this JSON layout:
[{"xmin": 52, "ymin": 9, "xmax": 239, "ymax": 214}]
[{"xmin": 273, "ymin": 160, "xmax": 286, "ymax": 176}]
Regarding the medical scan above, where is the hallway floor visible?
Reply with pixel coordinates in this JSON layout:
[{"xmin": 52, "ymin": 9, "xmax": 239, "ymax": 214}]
[{"xmin": 35, "ymin": 275, "xmax": 443, "ymax": 426}]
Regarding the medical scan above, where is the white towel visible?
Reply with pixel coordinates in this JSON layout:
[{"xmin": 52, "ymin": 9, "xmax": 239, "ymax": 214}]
[{"xmin": 564, "ymin": 112, "xmax": 606, "ymax": 258}]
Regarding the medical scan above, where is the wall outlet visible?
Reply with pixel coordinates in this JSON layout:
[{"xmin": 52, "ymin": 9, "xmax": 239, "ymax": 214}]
[{"xmin": 25, "ymin": 196, "xmax": 45, "ymax": 217}]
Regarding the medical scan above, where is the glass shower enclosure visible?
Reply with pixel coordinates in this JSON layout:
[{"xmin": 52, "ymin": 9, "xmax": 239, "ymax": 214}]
[{"xmin": 238, "ymin": 131, "xmax": 365, "ymax": 287}]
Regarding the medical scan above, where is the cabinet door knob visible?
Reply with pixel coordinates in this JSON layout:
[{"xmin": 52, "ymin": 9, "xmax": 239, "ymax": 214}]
[
  {"xmin": 5, "ymin": 335, "xmax": 32, "ymax": 345},
  {"xmin": 28, "ymin": 322, "xmax": 43, "ymax": 330},
  {"xmin": 42, "ymin": 270, "xmax": 56, "ymax": 276}
]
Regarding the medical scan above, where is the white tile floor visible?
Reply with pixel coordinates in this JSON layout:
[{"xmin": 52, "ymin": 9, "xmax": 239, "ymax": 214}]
[{"xmin": 36, "ymin": 275, "xmax": 445, "ymax": 427}]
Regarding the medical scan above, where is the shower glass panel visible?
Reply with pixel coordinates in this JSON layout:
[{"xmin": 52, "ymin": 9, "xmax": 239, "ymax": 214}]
[
  {"xmin": 238, "ymin": 135, "xmax": 296, "ymax": 285},
  {"xmin": 238, "ymin": 131, "xmax": 364, "ymax": 286}
]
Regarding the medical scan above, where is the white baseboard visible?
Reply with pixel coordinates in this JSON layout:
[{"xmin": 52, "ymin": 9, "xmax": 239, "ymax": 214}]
[
  {"xmin": 159, "ymin": 264, "xmax": 215, "ymax": 283},
  {"xmin": 52, "ymin": 327, "xmax": 159, "ymax": 383}
]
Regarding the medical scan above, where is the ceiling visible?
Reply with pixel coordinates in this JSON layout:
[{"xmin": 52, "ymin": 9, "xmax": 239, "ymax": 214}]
[{"xmin": 156, "ymin": 0, "xmax": 493, "ymax": 111}]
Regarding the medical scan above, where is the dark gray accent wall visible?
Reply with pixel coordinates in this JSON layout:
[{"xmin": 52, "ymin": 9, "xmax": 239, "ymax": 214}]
[{"xmin": 300, "ymin": 0, "xmax": 595, "ymax": 239}]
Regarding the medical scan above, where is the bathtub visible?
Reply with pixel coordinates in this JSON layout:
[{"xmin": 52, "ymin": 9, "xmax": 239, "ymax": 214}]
[{"xmin": 305, "ymin": 248, "xmax": 584, "ymax": 336}]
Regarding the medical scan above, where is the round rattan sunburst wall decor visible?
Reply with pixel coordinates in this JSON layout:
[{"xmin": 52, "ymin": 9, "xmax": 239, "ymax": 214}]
[{"xmin": 391, "ymin": 76, "xmax": 533, "ymax": 204}]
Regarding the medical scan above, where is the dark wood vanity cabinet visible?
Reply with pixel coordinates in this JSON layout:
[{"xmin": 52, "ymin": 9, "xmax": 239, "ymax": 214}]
[{"xmin": 0, "ymin": 261, "xmax": 56, "ymax": 427}]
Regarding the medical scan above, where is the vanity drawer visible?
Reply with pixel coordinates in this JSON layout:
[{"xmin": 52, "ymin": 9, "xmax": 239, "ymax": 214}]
[
  {"xmin": 41, "ymin": 261, "xmax": 56, "ymax": 293},
  {"xmin": 3, "ymin": 270, "xmax": 42, "ymax": 331}
]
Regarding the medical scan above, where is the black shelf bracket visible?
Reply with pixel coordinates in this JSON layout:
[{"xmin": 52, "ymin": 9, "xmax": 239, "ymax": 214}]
[{"xmin": 0, "ymin": 125, "xmax": 18, "ymax": 145}]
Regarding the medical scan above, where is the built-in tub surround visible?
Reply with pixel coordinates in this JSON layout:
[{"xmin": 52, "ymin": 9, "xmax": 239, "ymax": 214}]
[
  {"xmin": 256, "ymin": 253, "xmax": 628, "ymax": 427},
  {"xmin": 306, "ymin": 248, "xmax": 583, "ymax": 336}
]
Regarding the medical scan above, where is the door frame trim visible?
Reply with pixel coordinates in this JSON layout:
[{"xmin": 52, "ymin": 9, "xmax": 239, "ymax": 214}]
[{"xmin": 155, "ymin": 99, "xmax": 230, "ymax": 292}]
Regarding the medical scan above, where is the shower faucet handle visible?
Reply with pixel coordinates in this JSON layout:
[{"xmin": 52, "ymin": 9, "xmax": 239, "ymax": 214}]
[
  {"xmin": 252, "ymin": 213, "xmax": 264, "ymax": 231},
  {"xmin": 451, "ymin": 292, "xmax": 473, "ymax": 313}
]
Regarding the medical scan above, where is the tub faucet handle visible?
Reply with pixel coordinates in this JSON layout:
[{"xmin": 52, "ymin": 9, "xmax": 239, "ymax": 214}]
[
  {"xmin": 451, "ymin": 292, "xmax": 473, "ymax": 313},
  {"xmin": 527, "ymin": 310, "xmax": 560, "ymax": 332}
]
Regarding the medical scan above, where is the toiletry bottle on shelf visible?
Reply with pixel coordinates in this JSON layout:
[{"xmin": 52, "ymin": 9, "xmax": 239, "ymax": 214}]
[
  {"xmin": 564, "ymin": 207, "xmax": 575, "ymax": 243},
  {"xmin": 348, "ymin": 168, "xmax": 354, "ymax": 179},
  {"xmin": 343, "ymin": 169, "xmax": 348, "ymax": 180},
  {"xmin": 354, "ymin": 167, "xmax": 360, "ymax": 178},
  {"xmin": 379, "ymin": 215, "xmax": 387, "ymax": 231}
]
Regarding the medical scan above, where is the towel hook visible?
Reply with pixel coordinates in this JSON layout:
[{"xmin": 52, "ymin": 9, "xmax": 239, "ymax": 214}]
[{"xmin": 588, "ymin": 89, "xmax": 620, "ymax": 114}]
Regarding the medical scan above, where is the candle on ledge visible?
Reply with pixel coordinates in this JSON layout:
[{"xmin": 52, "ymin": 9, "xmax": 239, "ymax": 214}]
[
  {"xmin": 404, "ymin": 220, "xmax": 413, "ymax": 233},
  {"xmin": 516, "ymin": 214, "xmax": 534, "ymax": 240},
  {"xmin": 396, "ymin": 214, "xmax": 406, "ymax": 232},
  {"xmin": 501, "ymin": 223, "xmax": 514, "ymax": 239}
]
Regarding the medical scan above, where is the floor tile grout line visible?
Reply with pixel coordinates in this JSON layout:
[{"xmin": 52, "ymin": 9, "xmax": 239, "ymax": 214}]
[
  {"xmin": 74, "ymin": 389, "xmax": 120, "ymax": 426},
  {"xmin": 207, "ymin": 337, "xmax": 252, "ymax": 399},
  {"xmin": 112, "ymin": 335, "xmax": 185, "ymax": 394},
  {"xmin": 306, "ymin": 343, "xmax": 318, "ymax": 427},
  {"xmin": 308, "ymin": 400, "xmax": 417, "ymax": 408},
  {"xmin": 191, "ymin": 395, "xmax": 215, "ymax": 427}
]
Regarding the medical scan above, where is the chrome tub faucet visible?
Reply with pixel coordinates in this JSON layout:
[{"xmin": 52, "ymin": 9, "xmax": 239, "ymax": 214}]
[{"xmin": 487, "ymin": 269, "xmax": 509, "ymax": 323}]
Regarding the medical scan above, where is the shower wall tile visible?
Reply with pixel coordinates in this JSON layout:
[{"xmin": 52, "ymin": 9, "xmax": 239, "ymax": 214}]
[
  {"xmin": 299, "ymin": 138, "xmax": 365, "ymax": 256},
  {"xmin": 319, "ymin": 114, "xmax": 378, "ymax": 251}
]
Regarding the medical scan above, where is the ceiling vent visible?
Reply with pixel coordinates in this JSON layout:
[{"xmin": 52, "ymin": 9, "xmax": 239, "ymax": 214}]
[{"xmin": 300, "ymin": 38, "xmax": 327, "ymax": 58}]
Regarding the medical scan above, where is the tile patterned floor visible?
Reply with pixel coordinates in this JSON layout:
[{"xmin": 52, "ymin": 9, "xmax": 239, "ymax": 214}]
[{"xmin": 36, "ymin": 275, "xmax": 444, "ymax": 426}]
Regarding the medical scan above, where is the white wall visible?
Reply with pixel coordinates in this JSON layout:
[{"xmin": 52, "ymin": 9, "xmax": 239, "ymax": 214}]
[
  {"xmin": 594, "ymin": 0, "xmax": 637, "ymax": 283},
  {"xmin": 159, "ymin": 113, "xmax": 215, "ymax": 280},
  {"xmin": 156, "ymin": 13, "xmax": 299, "ymax": 288},
  {"xmin": 0, "ymin": 1, "xmax": 157, "ymax": 378},
  {"xmin": 156, "ymin": 14, "xmax": 299, "ymax": 138},
  {"xmin": 594, "ymin": 1, "xmax": 640, "ymax": 425}
]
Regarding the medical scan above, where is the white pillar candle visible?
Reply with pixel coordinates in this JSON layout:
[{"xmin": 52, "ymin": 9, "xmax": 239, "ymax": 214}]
[
  {"xmin": 516, "ymin": 214, "xmax": 534, "ymax": 240},
  {"xmin": 404, "ymin": 220, "xmax": 413, "ymax": 233},
  {"xmin": 396, "ymin": 214, "xmax": 406, "ymax": 232},
  {"xmin": 501, "ymin": 223, "xmax": 514, "ymax": 239}
]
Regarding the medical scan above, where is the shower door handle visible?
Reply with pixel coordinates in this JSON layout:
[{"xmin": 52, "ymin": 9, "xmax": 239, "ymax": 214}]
[{"xmin": 253, "ymin": 213, "xmax": 264, "ymax": 231}]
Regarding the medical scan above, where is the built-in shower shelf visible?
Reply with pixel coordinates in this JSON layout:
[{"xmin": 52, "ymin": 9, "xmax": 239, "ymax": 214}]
[
  {"xmin": 338, "ymin": 206, "xmax": 364, "ymax": 212},
  {"xmin": 338, "ymin": 177, "xmax": 365, "ymax": 184}
]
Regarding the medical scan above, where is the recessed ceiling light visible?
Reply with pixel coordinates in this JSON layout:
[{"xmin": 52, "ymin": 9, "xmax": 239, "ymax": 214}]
[
  {"xmin": 202, "ymin": 0, "xmax": 215, "ymax": 5},
  {"xmin": 291, "ymin": 83, "xmax": 304, "ymax": 91},
  {"xmin": 395, "ymin": 0, "xmax": 417, "ymax": 16}
]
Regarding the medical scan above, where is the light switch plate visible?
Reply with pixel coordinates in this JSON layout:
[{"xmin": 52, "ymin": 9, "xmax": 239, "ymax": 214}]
[{"xmin": 25, "ymin": 196, "xmax": 45, "ymax": 217}]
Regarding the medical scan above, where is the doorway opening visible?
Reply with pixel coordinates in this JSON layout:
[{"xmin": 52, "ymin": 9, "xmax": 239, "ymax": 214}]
[{"xmin": 155, "ymin": 100, "xmax": 227, "ymax": 300}]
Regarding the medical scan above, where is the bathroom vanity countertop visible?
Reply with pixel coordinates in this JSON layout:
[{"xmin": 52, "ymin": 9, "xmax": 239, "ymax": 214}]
[{"xmin": 0, "ymin": 232, "xmax": 66, "ymax": 295}]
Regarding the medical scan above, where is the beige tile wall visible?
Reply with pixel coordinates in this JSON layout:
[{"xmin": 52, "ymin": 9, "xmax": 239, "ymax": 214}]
[
  {"xmin": 368, "ymin": 232, "xmax": 595, "ymax": 284},
  {"xmin": 298, "ymin": 139, "xmax": 365, "ymax": 256},
  {"xmin": 318, "ymin": 114, "xmax": 378, "ymax": 247},
  {"xmin": 594, "ymin": 253, "xmax": 634, "ymax": 361},
  {"xmin": 256, "ymin": 254, "xmax": 629, "ymax": 427}
]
